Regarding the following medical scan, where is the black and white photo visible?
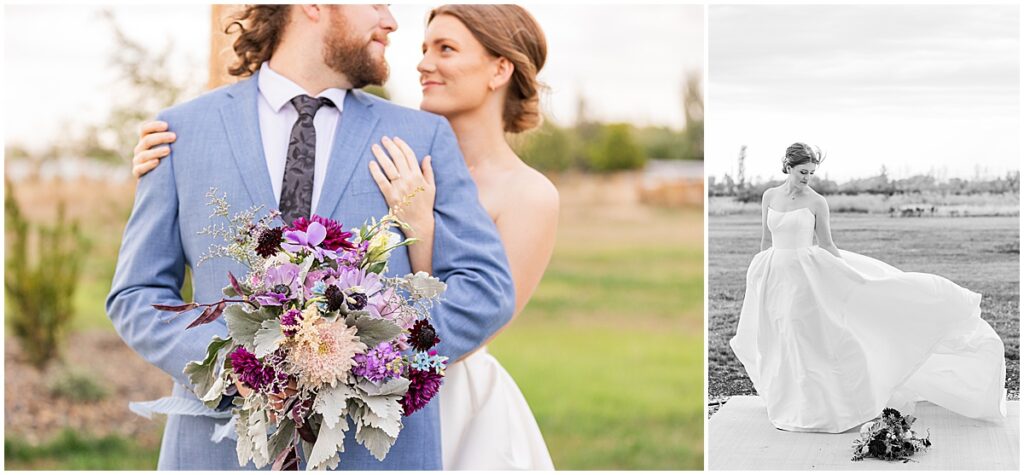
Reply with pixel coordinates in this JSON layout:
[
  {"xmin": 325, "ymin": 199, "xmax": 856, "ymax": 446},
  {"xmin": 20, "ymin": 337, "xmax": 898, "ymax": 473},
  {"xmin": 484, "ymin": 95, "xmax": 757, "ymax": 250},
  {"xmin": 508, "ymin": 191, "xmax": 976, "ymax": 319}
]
[{"xmin": 706, "ymin": 4, "xmax": 1020, "ymax": 470}]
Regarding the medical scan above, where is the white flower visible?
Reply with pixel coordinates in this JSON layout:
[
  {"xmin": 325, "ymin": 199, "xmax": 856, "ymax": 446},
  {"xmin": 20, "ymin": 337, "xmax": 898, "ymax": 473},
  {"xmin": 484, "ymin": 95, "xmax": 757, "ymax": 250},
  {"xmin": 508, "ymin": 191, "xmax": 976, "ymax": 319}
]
[
  {"xmin": 367, "ymin": 230, "xmax": 401, "ymax": 261},
  {"xmin": 263, "ymin": 252, "xmax": 291, "ymax": 271}
]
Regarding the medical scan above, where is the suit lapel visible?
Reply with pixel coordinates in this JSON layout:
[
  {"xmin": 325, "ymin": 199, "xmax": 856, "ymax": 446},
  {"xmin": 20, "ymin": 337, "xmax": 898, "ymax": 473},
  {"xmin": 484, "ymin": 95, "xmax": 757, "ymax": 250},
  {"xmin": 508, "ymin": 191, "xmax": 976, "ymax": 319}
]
[
  {"xmin": 315, "ymin": 91, "xmax": 380, "ymax": 219},
  {"xmin": 219, "ymin": 74, "xmax": 278, "ymax": 213}
]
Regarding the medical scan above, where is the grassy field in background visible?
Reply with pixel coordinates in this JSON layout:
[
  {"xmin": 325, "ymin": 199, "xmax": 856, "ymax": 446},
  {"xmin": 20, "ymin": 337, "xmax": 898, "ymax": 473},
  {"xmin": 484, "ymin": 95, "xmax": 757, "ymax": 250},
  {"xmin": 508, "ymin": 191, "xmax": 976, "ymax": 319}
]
[
  {"xmin": 6, "ymin": 176, "xmax": 704, "ymax": 470},
  {"xmin": 708, "ymin": 211, "xmax": 1020, "ymax": 400},
  {"xmin": 709, "ymin": 193, "xmax": 1020, "ymax": 217},
  {"xmin": 5, "ymin": 430, "xmax": 160, "ymax": 470}
]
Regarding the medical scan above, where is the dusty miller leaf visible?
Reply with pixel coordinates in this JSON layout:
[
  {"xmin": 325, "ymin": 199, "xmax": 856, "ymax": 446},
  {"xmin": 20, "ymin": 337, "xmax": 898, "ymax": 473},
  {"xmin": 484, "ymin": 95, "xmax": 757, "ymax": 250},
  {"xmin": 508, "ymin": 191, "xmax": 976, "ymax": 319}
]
[
  {"xmin": 267, "ymin": 417, "xmax": 296, "ymax": 466},
  {"xmin": 360, "ymin": 402, "xmax": 403, "ymax": 438},
  {"xmin": 357, "ymin": 377, "xmax": 409, "ymax": 397},
  {"xmin": 354, "ymin": 392, "xmax": 402, "ymax": 426},
  {"xmin": 200, "ymin": 373, "xmax": 230, "ymax": 407},
  {"xmin": 355, "ymin": 424, "xmax": 396, "ymax": 461},
  {"xmin": 354, "ymin": 317, "xmax": 402, "ymax": 348},
  {"xmin": 225, "ymin": 305, "xmax": 274, "ymax": 350},
  {"xmin": 183, "ymin": 336, "xmax": 231, "ymax": 399},
  {"xmin": 235, "ymin": 408, "xmax": 254, "ymax": 467},
  {"xmin": 253, "ymin": 319, "xmax": 285, "ymax": 358},
  {"xmin": 313, "ymin": 384, "xmax": 353, "ymax": 430},
  {"xmin": 405, "ymin": 271, "xmax": 447, "ymax": 300},
  {"xmin": 248, "ymin": 408, "xmax": 272, "ymax": 468},
  {"xmin": 308, "ymin": 418, "xmax": 347, "ymax": 470}
]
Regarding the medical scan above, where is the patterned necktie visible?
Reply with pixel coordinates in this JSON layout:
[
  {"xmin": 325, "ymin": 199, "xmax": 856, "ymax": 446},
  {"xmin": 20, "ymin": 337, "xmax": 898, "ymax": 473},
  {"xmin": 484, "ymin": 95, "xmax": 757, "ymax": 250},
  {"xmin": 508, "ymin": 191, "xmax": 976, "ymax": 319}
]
[{"xmin": 279, "ymin": 94, "xmax": 335, "ymax": 225}]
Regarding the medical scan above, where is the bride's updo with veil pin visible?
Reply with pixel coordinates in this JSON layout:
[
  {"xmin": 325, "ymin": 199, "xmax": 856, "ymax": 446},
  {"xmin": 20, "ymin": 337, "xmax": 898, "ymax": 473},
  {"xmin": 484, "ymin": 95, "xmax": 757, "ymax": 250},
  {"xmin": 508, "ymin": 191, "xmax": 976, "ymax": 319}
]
[
  {"xmin": 782, "ymin": 142, "xmax": 825, "ymax": 174},
  {"xmin": 429, "ymin": 5, "xmax": 548, "ymax": 133}
]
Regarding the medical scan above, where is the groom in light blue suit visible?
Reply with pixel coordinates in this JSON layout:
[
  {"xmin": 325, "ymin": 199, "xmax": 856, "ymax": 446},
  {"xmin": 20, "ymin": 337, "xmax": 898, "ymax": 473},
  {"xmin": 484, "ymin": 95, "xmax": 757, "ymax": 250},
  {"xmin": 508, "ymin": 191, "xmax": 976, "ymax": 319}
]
[{"xmin": 106, "ymin": 5, "xmax": 514, "ymax": 470}]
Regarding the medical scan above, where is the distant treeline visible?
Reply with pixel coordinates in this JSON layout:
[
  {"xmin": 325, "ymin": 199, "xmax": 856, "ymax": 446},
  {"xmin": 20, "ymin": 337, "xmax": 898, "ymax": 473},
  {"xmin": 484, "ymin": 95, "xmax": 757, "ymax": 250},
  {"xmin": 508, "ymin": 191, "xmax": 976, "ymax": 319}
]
[
  {"xmin": 710, "ymin": 170, "xmax": 1021, "ymax": 202},
  {"xmin": 509, "ymin": 119, "xmax": 701, "ymax": 173}
]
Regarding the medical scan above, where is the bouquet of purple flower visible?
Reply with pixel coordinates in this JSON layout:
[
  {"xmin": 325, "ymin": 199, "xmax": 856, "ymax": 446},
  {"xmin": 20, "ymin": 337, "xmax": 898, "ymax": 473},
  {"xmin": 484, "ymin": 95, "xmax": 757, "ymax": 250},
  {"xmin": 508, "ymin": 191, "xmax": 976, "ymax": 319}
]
[
  {"xmin": 154, "ymin": 190, "xmax": 448, "ymax": 470},
  {"xmin": 851, "ymin": 408, "xmax": 932, "ymax": 463}
]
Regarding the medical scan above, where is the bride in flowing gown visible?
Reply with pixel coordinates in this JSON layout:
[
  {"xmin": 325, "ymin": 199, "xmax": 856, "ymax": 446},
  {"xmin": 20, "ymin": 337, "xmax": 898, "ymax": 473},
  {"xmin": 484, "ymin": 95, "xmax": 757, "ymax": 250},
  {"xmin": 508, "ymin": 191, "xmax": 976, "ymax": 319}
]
[
  {"xmin": 730, "ymin": 143, "xmax": 1006, "ymax": 433},
  {"xmin": 130, "ymin": 5, "xmax": 556, "ymax": 469}
]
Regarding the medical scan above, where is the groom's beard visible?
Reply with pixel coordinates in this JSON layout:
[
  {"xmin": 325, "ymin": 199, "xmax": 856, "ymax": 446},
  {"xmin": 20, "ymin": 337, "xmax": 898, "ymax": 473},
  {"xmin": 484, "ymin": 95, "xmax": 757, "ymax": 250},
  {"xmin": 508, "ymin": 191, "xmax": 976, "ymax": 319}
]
[{"xmin": 324, "ymin": 17, "xmax": 389, "ymax": 88}]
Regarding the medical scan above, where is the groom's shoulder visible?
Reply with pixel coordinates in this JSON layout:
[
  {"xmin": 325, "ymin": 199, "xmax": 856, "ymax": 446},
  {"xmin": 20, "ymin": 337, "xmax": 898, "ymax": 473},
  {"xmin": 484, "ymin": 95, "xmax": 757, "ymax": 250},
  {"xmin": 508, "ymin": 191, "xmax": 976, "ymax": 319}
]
[
  {"xmin": 353, "ymin": 89, "xmax": 446, "ymax": 130},
  {"xmin": 157, "ymin": 78, "xmax": 251, "ymax": 124}
]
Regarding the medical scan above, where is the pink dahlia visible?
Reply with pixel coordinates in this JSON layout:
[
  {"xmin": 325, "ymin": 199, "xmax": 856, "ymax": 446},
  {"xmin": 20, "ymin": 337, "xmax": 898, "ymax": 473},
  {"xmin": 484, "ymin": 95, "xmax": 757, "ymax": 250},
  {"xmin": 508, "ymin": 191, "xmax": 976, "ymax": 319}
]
[{"xmin": 286, "ymin": 320, "xmax": 367, "ymax": 389}]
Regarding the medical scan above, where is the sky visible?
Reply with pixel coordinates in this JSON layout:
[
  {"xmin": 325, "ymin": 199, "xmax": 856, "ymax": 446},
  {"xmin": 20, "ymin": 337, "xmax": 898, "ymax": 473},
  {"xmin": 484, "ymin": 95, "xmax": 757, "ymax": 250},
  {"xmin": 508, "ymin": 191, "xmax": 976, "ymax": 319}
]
[
  {"xmin": 3, "ymin": 4, "xmax": 704, "ymax": 153},
  {"xmin": 707, "ymin": 4, "xmax": 1020, "ymax": 182}
]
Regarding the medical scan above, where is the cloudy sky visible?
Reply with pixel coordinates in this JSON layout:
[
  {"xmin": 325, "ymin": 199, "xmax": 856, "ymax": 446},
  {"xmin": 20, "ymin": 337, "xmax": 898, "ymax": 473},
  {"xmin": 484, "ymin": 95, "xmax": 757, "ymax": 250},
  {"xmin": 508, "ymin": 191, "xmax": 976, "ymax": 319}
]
[
  {"xmin": 4, "ymin": 4, "xmax": 703, "ymax": 153},
  {"xmin": 707, "ymin": 5, "xmax": 1019, "ymax": 181}
]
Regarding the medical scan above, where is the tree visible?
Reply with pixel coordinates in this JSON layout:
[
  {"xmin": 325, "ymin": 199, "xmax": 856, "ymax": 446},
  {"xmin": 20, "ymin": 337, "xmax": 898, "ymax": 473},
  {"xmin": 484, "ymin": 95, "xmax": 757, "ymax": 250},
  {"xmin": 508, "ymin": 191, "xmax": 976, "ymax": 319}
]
[
  {"xmin": 72, "ymin": 10, "xmax": 200, "ymax": 164},
  {"xmin": 588, "ymin": 123, "xmax": 646, "ymax": 172},
  {"xmin": 737, "ymin": 145, "xmax": 747, "ymax": 191},
  {"xmin": 5, "ymin": 180, "xmax": 89, "ymax": 369},
  {"xmin": 4, "ymin": 144, "xmax": 32, "ymax": 162},
  {"xmin": 514, "ymin": 118, "xmax": 573, "ymax": 172},
  {"xmin": 634, "ymin": 126, "xmax": 688, "ymax": 160},
  {"xmin": 572, "ymin": 92, "xmax": 602, "ymax": 170},
  {"xmin": 682, "ymin": 70, "xmax": 704, "ymax": 160}
]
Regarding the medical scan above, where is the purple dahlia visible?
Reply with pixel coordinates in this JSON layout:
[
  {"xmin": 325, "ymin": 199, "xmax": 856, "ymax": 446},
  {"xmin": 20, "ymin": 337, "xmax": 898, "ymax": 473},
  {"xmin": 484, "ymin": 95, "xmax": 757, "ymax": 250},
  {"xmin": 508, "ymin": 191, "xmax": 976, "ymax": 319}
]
[
  {"xmin": 255, "ymin": 227, "xmax": 284, "ymax": 258},
  {"xmin": 409, "ymin": 319, "xmax": 440, "ymax": 352},
  {"xmin": 400, "ymin": 368, "xmax": 443, "ymax": 416},
  {"xmin": 229, "ymin": 346, "xmax": 287, "ymax": 393}
]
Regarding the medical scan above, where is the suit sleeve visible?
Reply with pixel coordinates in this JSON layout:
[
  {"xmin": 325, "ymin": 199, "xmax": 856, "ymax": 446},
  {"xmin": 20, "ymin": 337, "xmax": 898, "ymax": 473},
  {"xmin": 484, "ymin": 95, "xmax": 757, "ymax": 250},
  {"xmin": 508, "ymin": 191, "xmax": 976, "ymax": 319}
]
[
  {"xmin": 105, "ymin": 112, "xmax": 228, "ymax": 391},
  {"xmin": 425, "ymin": 116, "xmax": 516, "ymax": 360}
]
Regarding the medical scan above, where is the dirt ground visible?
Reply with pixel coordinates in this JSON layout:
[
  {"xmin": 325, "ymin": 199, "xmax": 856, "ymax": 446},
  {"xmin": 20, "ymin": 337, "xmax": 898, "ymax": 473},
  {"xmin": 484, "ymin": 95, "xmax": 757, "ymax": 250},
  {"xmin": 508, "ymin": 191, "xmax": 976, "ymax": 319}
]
[{"xmin": 4, "ymin": 331, "xmax": 169, "ymax": 446}]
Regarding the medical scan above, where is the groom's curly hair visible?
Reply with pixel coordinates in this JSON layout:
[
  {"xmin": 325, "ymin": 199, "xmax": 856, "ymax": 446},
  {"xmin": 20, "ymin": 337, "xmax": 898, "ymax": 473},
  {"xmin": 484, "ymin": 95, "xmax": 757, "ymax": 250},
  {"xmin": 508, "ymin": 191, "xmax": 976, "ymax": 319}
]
[{"xmin": 225, "ymin": 5, "xmax": 292, "ymax": 77}]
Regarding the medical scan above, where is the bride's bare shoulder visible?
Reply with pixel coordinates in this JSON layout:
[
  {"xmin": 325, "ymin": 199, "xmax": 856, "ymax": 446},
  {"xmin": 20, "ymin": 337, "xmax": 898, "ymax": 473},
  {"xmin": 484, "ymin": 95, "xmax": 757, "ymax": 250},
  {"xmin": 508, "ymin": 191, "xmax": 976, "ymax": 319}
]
[
  {"xmin": 509, "ymin": 164, "xmax": 560, "ymax": 212},
  {"xmin": 809, "ymin": 190, "xmax": 829, "ymax": 211},
  {"xmin": 762, "ymin": 185, "xmax": 783, "ymax": 202},
  {"xmin": 488, "ymin": 161, "xmax": 559, "ymax": 223}
]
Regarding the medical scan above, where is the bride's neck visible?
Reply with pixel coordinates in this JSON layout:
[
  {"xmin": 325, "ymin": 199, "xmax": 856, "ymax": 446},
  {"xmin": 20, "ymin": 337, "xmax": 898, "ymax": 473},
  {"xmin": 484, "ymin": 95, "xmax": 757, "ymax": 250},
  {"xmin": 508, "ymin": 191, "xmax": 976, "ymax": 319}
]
[
  {"xmin": 447, "ymin": 107, "xmax": 515, "ymax": 171},
  {"xmin": 784, "ymin": 182, "xmax": 804, "ymax": 194}
]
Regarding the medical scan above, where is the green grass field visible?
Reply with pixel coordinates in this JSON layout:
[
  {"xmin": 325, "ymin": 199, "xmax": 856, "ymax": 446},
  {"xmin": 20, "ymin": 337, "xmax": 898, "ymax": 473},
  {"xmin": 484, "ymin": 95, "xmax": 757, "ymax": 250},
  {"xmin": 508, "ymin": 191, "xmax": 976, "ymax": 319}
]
[
  {"xmin": 6, "ymin": 179, "xmax": 704, "ymax": 470},
  {"xmin": 5, "ymin": 430, "xmax": 160, "ymax": 470},
  {"xmin": 708, "ymin": 211, "xmax": 1020, "ymax": 400}
]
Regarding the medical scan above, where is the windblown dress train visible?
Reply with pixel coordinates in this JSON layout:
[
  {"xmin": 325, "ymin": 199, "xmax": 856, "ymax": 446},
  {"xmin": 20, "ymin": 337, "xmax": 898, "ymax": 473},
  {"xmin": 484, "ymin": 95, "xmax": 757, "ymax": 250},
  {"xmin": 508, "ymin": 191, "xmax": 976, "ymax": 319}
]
[{"xmin": 730, "ymin": 207, "xmax": 1006, "ymax": 433}]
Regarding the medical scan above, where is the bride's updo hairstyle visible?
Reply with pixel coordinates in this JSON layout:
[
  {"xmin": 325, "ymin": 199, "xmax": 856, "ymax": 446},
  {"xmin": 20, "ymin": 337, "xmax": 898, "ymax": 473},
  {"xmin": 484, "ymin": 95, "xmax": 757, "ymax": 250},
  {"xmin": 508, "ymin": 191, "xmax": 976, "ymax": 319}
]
[
  {"xmin": 782, "ymin": 142, "xmax": 825, "ymax": 174},
  {"xmin": 429, "ymin": 5, "xmax": 547, "ymax": 133}
]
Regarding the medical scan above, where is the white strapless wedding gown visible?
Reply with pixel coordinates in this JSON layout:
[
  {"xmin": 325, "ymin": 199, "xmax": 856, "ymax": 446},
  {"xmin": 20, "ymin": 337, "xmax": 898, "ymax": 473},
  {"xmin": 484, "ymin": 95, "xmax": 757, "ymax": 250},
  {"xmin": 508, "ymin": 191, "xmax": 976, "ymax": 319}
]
[
  {"xmin": 730, "ymin": 207, "xmax": 1006, "ymax": 433},
  {"xmin": 439, "ymin": 346, "xmax": 554, "ymax": 469}
]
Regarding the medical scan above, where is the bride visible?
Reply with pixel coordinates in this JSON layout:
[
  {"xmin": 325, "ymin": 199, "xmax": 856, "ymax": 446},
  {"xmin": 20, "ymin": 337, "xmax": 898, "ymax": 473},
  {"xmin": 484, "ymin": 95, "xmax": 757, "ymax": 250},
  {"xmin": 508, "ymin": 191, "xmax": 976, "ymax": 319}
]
[
  {"xmin": 130, "ymin": 5, "xmax": 557, "ymax": 469},
  {"xmin": 730, "ymin": 142, "xmax": 1006, "ymax": 433}
]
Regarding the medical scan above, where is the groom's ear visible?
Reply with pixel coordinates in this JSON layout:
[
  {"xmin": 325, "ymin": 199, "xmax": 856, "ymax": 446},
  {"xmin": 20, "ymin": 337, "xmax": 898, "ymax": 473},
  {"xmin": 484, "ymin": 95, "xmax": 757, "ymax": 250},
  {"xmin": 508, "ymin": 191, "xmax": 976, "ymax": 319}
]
[
  {"xmin": 489, "ymin": 57, "xmax": 515, "ymax": 92},
  {"xmin": 297, "ymin": 5, "xmax": 324, "ymax": 23}
]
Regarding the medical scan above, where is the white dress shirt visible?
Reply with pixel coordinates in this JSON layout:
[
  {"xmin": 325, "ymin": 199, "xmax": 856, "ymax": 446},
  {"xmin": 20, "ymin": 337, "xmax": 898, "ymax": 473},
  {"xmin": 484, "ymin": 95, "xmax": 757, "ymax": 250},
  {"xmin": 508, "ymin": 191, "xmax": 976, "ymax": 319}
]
[{"xmin": 257, "ymin": 61, "xmax": 347, "ymax": 216}]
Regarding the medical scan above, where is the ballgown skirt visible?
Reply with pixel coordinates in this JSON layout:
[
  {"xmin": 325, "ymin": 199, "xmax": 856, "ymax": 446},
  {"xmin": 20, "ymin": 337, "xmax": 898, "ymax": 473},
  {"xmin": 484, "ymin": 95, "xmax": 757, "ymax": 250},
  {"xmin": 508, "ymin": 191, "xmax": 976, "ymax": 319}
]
[{"xmin": 730, "ymin": 208, "xmax": 1006, "ymax": 433}]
